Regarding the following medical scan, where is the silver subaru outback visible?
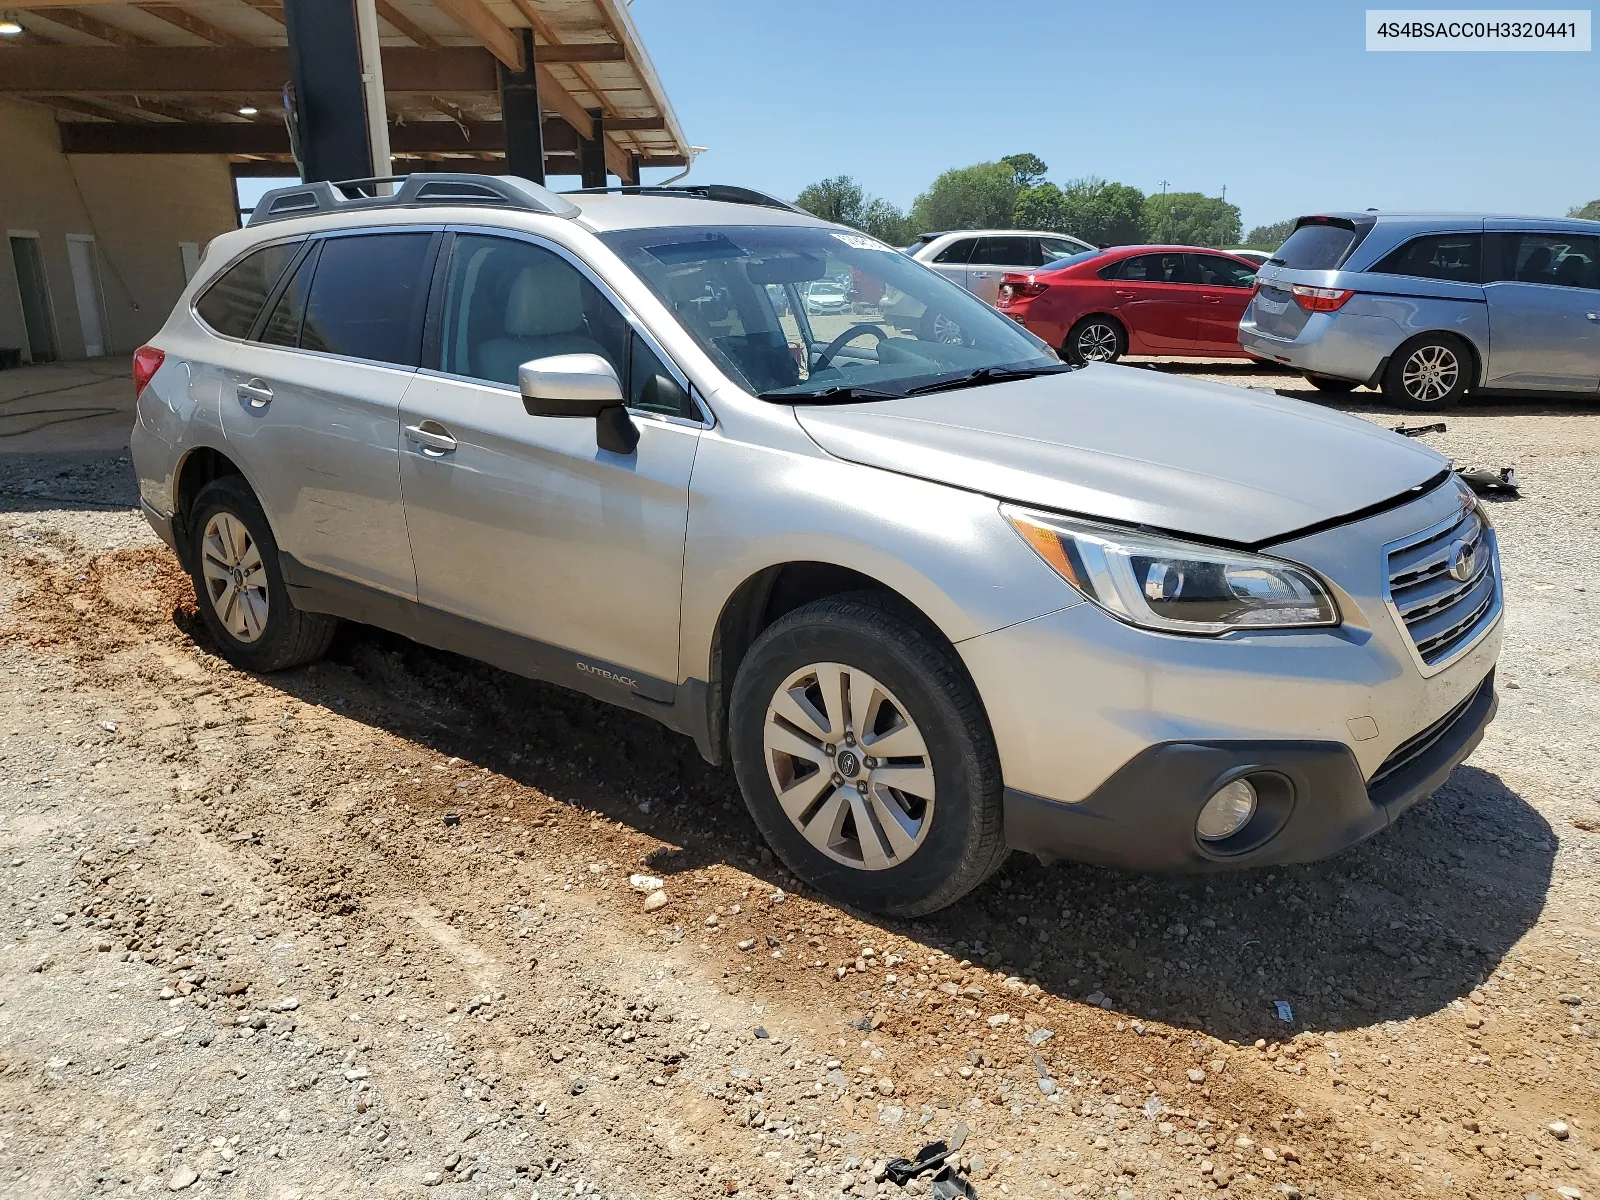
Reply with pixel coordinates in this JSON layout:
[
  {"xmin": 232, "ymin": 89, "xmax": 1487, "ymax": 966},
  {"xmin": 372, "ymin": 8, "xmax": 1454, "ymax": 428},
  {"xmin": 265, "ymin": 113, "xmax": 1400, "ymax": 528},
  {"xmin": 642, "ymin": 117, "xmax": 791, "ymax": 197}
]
[{"xmin": 130, "ymin": 175, "xmax": 1502, "ymax": 916}]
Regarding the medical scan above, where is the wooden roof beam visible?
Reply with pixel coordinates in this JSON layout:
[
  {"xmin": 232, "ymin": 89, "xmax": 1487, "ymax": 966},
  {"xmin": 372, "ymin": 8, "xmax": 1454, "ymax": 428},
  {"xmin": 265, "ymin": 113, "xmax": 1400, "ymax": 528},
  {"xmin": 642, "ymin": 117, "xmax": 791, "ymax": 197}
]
[
  {"xmin": 430, "ymin": 0, "xmax": 519, "ymax": 69},
  {"xmin": 373, "ymin": 0, "xmax": 440, "ymax": 50},
  {"xmin": 134, "ymin": 5, "xmax": 255, "ymax": 48},
  {"xmin": 0, "ymin": 46, "xmax": 500, "ymax": 93},
  {"xmin": 19, "ymin": 6, "xmax": 156, "ymax": 46}
]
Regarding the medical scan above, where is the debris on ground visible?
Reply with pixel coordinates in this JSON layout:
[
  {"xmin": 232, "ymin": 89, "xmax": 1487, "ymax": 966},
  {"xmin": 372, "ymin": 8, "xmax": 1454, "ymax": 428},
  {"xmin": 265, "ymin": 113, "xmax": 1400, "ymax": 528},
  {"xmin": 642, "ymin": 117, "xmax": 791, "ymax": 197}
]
[{"xmin": 1458, "ymin": 465, "xmax": 1521, "ymax": 496}]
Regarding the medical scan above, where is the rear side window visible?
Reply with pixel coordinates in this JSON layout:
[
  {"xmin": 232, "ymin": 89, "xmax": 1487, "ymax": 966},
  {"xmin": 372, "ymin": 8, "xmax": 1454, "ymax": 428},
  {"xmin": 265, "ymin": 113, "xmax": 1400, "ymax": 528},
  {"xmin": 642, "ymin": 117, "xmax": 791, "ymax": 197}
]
[
  {"xmin": 969, "ymin": 237, "xmax": 1032, "ymax": 266},
  {"xmin": 1372, "ymin": 234, "xmax": 1482, "ymax": 284},
  {"xmin": 1191, "ymin": 254, "xmax": 1257, "ymax": 287},
  {"xmin": 259, "ymin": 245, "xmax": 317, "ymax": 347},
  {"xmin": 1490, "ymin": 232, "xmax": 1600, "ymax": 289},
  {"xmin": 1102, "ymin": 253, "xmax": 1188, "ymax": 283},
  {"xmin": 194, "ymin": 240, "xmax": 301, "ymax": 338},
  {"xmin": 1274, "ymin": 223, "xmax": 1361, "ymax": 270},
  {"xmin": 932, "ymin": 238, "xmax": 976, "ymax": 264},
  {"xmin": 298, "ymin": 233, "xmax": 435, "ymax": 365}
]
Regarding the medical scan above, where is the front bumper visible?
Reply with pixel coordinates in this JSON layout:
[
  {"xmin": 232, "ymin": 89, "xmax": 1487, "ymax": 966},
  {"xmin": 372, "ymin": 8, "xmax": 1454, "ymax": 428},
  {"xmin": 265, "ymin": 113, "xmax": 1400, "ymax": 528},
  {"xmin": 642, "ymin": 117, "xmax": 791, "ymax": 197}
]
[
  {"xmin": 1003, "ymin": 670, "xmax": 1495, "ymax": 869},
  {"xmin": 959, "ymin": 478, "xmax": 1502, "ymax": 871}
]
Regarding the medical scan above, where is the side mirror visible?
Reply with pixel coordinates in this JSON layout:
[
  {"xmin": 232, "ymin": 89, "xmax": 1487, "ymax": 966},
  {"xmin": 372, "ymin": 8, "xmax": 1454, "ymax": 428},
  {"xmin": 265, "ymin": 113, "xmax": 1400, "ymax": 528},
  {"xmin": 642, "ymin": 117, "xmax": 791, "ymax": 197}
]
[{"xmin": 518, "ymin": 353, "xmax": 638, "ymax": 455}]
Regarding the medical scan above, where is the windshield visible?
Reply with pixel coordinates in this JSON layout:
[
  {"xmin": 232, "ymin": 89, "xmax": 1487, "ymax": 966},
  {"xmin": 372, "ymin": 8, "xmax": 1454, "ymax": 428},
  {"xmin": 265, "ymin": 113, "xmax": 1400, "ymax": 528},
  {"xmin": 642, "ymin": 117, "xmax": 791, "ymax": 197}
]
[{"xmin": 599, "ymin": 224, "xmax": 1060, "ymax": 400}]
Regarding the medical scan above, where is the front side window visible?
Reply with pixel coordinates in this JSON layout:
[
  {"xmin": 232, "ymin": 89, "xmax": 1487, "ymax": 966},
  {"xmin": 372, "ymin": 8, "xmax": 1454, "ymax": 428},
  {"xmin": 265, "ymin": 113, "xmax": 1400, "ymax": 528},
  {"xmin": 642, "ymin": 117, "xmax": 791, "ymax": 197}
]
[
  {"xmin": 1191, "ymin": 254, "xmax": 1257, "ymax": 288},
  {"xmin": 435, "ymin": 234, "xmax": 694, "ymax": 418},
  {"xmin": 298, "ymin": 232, "xmax": 435, "ymax": 365},
  {"xmin": 194, "ymin": 239, "xmax": 302, "ymax": 338},
  {"xmin": 1372, "ymin": 233, "xmax": 1481, "ymax": 284},
  {"xmin": 1490, "ymin": 232, "xmax": 1599, "ymax": 289},
  {"xmin": 600, "ymin": 224, "xmax": 1059, "ymax": 400}
]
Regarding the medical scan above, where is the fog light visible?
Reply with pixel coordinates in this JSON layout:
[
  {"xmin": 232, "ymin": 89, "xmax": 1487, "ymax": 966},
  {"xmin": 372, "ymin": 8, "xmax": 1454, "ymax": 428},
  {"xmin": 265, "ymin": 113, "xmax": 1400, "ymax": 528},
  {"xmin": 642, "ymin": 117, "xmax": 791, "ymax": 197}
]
[{"xmin": 1197, "ymin": 778, "xmax": 1257, "ymax": 841}]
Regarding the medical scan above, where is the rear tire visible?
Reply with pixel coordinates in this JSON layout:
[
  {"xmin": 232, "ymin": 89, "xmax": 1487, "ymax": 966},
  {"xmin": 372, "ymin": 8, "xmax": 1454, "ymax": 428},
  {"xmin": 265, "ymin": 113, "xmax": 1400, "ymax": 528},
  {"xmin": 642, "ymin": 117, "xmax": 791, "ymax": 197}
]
[
  {"xmin": 1304, "ymin": 374, "xmax": 1359, "ymax": 394},
  {"xmin": 186, "ymin": 476, "xmax": 336, "ymax": 673},
  {"xmin": 1063, "ymin": 316, "xmax": 1126, "ymax": 365},
  {"xmin": 1382, "ymin": 334, "xmax": 1471, "ymax": 410},
  {"xmin": 728, "ymin": 593, "xmax": 1007, "ymax": 917}
]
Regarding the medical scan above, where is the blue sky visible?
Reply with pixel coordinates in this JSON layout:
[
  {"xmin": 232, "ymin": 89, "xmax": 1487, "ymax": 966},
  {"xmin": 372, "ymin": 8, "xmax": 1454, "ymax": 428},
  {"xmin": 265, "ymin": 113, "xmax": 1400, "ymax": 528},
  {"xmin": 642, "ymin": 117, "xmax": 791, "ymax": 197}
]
[{"xmin": 630, "ymin": 0, "xmax": 1599, "ymax": 231}]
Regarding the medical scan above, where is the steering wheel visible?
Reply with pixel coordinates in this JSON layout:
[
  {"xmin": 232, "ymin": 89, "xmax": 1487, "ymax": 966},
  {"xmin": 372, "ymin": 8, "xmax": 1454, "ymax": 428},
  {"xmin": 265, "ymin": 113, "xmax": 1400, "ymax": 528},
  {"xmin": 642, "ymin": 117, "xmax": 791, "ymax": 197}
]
[{"xmin": 811, "ymin": 323, "xmax": 887, "ymax": 373}]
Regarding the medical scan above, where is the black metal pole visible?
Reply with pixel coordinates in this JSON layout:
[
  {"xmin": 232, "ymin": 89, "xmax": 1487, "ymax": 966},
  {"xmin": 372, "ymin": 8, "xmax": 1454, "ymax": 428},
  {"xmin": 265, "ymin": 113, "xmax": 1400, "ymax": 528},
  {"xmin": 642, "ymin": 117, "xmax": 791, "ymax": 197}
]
[
  {"xmin": 500, "ymin": 28, "xmax": 544, "ymax": 184},
  {"xmin": 281, "ymin": 0, "xmax": 372, "ymax": 185},
  {"xmin": 579, "ymin": 107, "xmax": 606, "ymax": 188}
]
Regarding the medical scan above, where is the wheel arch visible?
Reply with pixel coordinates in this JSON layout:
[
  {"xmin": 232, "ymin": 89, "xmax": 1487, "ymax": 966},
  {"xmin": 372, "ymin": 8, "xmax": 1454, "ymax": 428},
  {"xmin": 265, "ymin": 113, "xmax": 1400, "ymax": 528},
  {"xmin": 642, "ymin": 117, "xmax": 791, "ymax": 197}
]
[
  {"xmin": 171, "ymin": 444, "xmax": 249, "ymax": 570},
  {"xmin": 1386, "ymin": 327, "xmax": 1485, "ymax": 391},
  {"xmin": 700, "ymin": 561, "xmax": 966, "ymax": 766},
  {"xmin": 1063, "ymin": 311, "xmax": 1129, "ymax": 356}
]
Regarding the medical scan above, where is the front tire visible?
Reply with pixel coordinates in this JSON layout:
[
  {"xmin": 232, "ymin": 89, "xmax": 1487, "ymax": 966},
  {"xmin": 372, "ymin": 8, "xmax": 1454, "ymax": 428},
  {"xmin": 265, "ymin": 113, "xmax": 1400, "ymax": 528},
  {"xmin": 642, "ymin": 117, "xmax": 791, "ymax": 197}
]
[
  {"xmin": 1063, "ymin": 316, "xmax": 1126, "ymax": 365},
  {"xmin": 729, "ymin": 594, "xmax": 1007, "ymax": 917},
  {"xmin": 1382, "ymin": 334, "xmax": 1471, "ymax": 410},
  {"xmin": 186, "ymin": 476, "xmax": 336, "ymax": 673},
  {"xmin": 1304, "ymin": 373, "xmax": 1359, "ymax": 394}
]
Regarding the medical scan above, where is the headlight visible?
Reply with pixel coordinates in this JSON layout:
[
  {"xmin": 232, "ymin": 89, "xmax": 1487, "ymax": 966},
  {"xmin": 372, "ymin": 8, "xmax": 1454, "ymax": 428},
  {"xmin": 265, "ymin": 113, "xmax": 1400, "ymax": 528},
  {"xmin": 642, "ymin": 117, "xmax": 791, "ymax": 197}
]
[{"xmin": 1005, "ymin": 506, "xmax": 1339, "ymax": 635}]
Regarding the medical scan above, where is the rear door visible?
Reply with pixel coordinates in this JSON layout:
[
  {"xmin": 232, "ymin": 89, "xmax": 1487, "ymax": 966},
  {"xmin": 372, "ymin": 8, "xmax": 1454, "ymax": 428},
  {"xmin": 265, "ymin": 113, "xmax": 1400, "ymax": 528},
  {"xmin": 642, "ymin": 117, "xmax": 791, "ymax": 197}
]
[
  {"xmin": 1482, "ymin": 225, "xmax": 1600, "ymax": 391},
  {"xmin": 220, "ymin": 228, "xmax": 438, "ymax": 599},
  {"xmin": 1187, "ymin": 253, "xmax": 1259, "ymax": 353},
  {"xmin": 1101, "ymin": 252, "xmax": 1202, "ymax": 351},
  {"xmin": 927, "ymin": 237, "xmax": 977, "ymax": 291},
  {"xmin": 966, "ymin": 236, "xmax": 1035, "ymax": 306}
]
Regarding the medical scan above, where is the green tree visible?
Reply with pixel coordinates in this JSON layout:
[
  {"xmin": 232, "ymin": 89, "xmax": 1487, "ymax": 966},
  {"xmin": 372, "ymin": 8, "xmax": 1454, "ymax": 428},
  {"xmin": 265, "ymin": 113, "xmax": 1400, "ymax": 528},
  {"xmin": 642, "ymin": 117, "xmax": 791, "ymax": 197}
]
[
  {"xmin": 1012, "ymin": 182, "xmax": 1067, "ymax": 231},
  {"xmin": 795, "ymin": 175, "xmax": 866, "ymax": 225},
  {"xmin": 794, "ymin": 175, "xmax": 909, "ymax": 244},
  {"xmin": 1142, "ymin": 191, "xmax": 1242, "ymax": 247},
  {"xmin": 1568, "ymin": 200, "xmax": 1600, "ymax": 221},
  {"xmin": 909, "ymin": 161, "xmax": 1021, "ymax": 233},
  {"xmin": 1244, "ymin": 217, "xmax": 1297, "ymax": 249},
  {"xmin": 1058, "ymin": 177, "xmax": 1146, "ymax": 245},
  {"xmin": 1001, "ymin": 153, "xmax": 1050, "ymax": 189}
]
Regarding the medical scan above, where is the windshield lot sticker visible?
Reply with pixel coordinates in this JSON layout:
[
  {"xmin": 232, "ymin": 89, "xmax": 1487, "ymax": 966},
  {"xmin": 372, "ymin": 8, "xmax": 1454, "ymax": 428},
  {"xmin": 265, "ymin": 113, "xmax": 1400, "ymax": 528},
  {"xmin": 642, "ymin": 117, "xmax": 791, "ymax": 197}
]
[{"xmin": 831, "ymin": 232, "xmax": 893, "ymax": 252}]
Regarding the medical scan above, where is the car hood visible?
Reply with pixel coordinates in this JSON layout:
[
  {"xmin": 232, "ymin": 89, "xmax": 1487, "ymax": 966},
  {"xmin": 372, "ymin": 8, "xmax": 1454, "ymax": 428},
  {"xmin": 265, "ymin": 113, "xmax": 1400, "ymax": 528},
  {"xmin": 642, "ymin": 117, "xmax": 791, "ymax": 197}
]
[{"xmin": 792, "ymin": 364, "xmax": 1449, "ymax": 545}]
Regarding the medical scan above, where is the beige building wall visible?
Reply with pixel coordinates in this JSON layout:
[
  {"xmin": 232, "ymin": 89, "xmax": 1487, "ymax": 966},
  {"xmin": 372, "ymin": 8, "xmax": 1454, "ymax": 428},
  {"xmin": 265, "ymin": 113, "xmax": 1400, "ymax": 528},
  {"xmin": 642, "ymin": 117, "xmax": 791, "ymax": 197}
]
[{"xmin": 0, "ymin": 98, "xmax": 240, "ymax": 363}]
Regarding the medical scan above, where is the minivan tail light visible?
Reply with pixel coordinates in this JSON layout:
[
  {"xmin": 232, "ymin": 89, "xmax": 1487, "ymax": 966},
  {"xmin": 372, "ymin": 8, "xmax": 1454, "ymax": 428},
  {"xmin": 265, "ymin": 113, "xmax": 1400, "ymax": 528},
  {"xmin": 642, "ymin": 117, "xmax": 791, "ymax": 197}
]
[
  {"xmin": 132, "ymin": 345, "xmax": 165, "ymax": 398},
  {"xmin": 1289, "ymin": 284, "xmax": 1354, "ymax": 313}
]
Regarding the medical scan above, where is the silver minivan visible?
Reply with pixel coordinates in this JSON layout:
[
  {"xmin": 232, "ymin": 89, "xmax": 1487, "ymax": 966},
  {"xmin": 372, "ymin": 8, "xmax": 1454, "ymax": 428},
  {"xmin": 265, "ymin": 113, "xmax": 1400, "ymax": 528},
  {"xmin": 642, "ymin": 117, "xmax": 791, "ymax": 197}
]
[
  {"xmin": 131, "ymin": 176, "xmax": 1502, "ymax": 916},
  {"xmin": 1241, "ymin": 212, "xmax": 1600, "ymax": 408}
]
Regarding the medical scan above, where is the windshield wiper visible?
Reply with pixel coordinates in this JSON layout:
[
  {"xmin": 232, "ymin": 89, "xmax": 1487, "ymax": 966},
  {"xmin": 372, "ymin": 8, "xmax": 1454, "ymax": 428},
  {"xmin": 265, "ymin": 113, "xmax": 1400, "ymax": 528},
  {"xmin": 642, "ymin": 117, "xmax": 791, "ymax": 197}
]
[
  {"xmin": 901, "ymin": 364, "xmax": 1074, "ymax": 396},
  {"xmin": 758, "ymin": 384, "xmax": 905, "ymax": 404}
]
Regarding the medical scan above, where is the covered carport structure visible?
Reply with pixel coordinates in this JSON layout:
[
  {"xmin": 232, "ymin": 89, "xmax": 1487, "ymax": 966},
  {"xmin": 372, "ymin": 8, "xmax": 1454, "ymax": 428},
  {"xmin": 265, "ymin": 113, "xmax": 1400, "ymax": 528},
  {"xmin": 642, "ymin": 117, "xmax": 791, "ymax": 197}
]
[{"xmin": 0, "ymin": 0, "xmax": 693, "ymax": 186}]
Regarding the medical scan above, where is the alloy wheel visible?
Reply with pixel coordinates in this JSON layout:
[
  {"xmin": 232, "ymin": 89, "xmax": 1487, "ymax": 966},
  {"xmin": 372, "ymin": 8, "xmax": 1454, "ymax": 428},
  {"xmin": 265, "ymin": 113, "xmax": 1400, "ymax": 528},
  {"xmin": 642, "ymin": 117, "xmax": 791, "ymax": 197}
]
[
  {"xmin": 1076, "ymin": 322, "xmax": 1120, "ymax": 362},
  {"xmin": 1401, "ymin": 344, "xmax": 1460, "ymax": 403},
  {"xmin": 761, "ymin": 662, "xmax": 935, "ymax": 871},
  {"xmin": 200, "ymin": 511, "xmax": 269, "ymax": 643},
  {"xmin": 932, "ymin": 313, "xmax": 964, "ymax": 344}
]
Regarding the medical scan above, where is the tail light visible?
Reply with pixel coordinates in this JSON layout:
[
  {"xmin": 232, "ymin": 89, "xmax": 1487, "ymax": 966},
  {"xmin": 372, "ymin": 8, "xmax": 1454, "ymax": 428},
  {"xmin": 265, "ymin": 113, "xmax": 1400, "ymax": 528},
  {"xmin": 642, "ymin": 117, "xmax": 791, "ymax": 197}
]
[
  {"xmin": 132, "ymin": 345, "xmax": 165, "ymax": 398},
  {"xmin": 1290, "ymin": 285, "xmax": 1354, "ymax": 313},
  {"xmin": 997, "ymin": 277, "xmax": 1049, "ymax": 307}
]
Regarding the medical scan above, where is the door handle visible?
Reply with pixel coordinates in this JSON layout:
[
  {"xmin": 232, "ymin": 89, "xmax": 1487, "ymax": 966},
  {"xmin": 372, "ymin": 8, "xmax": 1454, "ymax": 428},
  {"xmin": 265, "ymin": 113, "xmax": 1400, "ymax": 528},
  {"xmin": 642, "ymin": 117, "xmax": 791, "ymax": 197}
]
[
  {"xmin": 971, "ymin": 271, "xmax": 995, "ymax": 278},
  {"xmin": 236, "ymin": 379, "xmax": 272, "ymax": 408},
  {"xmin": 1114, "ymin": 289, "xmax": 1136, "ymax": 300},
  {"xmin": 404, "ymin": 422, "xmax": 458, "ymax": 456},
  {"xmin": 1201, "ymin": 294, "xmax": 1225, "ymax": 303}
]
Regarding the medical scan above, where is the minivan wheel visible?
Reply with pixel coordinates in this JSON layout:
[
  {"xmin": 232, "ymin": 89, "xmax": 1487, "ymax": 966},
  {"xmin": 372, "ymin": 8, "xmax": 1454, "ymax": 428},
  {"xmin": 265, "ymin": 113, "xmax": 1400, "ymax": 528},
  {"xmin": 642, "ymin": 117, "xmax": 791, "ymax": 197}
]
[
  {"xmin": 729, "ymin": 594, "xmax": 1007, "ymax": 917},
  {"xmin": 186, "ymin": 476, "xmax": 336, "ymax": 673},
  {"xmin": 1382, "ymin": 335, "xmax": 1470, "ymax": 410},
  {"xmin": 1304, "ymin": 373, "xmax": 1358, "ymax": 394},
  {"xmin": 1063, "ymin": 316, "xmax": 1125, "ymax": 365}
]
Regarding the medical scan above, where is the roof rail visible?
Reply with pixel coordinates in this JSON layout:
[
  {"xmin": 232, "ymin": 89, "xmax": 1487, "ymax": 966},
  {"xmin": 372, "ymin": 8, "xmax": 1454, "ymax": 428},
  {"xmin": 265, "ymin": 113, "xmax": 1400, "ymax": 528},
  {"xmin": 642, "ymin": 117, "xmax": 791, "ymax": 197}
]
[
  {"xmin": 560, "ymin": 184, "xmax": 803, "ymax": 213},
  {"xmin": 247, "ymin": 173, "xmax": 581, "ymax": 227}
]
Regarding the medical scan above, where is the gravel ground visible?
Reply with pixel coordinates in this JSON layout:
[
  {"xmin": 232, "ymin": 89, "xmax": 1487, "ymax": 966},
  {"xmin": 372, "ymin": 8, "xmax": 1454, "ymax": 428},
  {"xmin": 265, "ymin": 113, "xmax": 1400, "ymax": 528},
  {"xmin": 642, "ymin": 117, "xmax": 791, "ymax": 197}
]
[{"xmin": 1, "ymin": 371, "xmax": 1598, "ymax": 1200}]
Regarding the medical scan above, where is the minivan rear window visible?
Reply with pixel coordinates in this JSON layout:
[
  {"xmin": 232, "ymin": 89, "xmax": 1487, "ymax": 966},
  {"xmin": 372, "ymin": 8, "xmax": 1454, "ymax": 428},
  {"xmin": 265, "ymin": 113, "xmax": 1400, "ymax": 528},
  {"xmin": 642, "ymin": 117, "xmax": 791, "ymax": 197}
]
[{"xmin": 1273, "ymin": 222, "xmax": 1364, "ymax": 271}]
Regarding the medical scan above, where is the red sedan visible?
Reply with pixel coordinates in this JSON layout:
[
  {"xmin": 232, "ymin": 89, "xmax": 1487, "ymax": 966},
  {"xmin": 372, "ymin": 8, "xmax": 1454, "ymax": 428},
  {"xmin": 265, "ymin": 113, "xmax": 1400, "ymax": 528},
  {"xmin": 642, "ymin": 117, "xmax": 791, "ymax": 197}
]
[{"xmin": 995, "ymin": 245, "xmax": 1261, "ymax": 365}]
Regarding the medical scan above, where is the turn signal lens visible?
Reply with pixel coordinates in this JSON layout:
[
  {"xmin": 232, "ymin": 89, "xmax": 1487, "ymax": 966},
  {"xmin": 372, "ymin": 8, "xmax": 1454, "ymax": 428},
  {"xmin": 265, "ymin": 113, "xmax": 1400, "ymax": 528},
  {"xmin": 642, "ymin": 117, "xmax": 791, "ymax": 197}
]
[
  {"xmin": 132, "ymin": 345, "xmax": 165, "ymax": 398},
  {"xmin": 1289, "ymin": 284, "xmax": 1354, "ymax": 313},
  {"xmin": 1197, "ymin": 778, "xmax": 1257, "ymax": 841}
]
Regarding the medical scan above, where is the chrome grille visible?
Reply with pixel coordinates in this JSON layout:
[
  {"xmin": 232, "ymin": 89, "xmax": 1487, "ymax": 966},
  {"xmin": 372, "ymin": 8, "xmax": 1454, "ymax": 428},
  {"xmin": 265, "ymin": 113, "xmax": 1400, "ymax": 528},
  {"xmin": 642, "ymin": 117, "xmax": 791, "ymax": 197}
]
[{"xmin": 1384, "ymin": 500, "xmax": 1499, "ymax": 671}]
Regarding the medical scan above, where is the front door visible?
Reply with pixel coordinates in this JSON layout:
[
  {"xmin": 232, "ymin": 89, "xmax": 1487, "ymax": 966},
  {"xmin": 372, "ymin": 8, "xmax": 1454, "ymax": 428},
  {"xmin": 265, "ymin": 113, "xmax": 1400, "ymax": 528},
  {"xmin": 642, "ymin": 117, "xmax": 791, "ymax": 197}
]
[
  {"xmin": 1483, "ymin": 228, "xmax": 1600, "ymax": 391},
  {"xmin": 398, "ymin": 231, "xmax": 699, "ymax": 688},
  {"xmin": 1187, "ymin": 253, "xmax": 1259, "ymax": 354},
  {"xmin": 220, "ymin": 228, "xmax": 438, "ymax": 599}
]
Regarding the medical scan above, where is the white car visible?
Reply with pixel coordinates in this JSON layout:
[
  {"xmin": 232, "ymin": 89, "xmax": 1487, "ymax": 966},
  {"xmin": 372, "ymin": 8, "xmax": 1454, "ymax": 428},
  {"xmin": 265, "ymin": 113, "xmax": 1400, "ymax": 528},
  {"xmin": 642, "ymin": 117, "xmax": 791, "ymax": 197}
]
[
  {"xmin": 1226, "ymin": 248, "xmax": 1273, "ymax": 267},
  {"xmin": 805, "ymin": 280, "xmax": 850, "ymax": 314},
  {"xmin": 884, "ymin": 229, "xmax": 1094, "ymax": 340}
]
